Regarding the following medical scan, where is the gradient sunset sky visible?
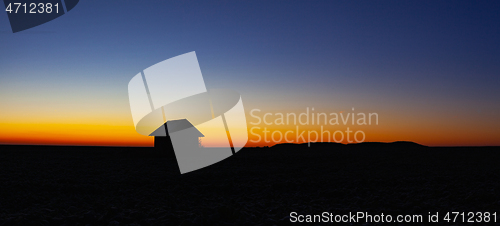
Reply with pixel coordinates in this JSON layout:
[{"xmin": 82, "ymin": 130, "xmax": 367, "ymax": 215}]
[{"xmin": 0, "ymin": 1, "xmax": 499, "ymax": 147}]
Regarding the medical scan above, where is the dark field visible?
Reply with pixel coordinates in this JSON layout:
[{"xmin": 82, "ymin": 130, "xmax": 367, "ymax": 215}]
[{"xmin": 1, "ymin": 144, "xmax": 500, "ymax": 225}]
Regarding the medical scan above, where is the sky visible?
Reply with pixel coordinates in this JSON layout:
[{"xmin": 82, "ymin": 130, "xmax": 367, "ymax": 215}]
[{"xmin": 0, "ymin": 0, "xmax": 499, "ymax": 147}]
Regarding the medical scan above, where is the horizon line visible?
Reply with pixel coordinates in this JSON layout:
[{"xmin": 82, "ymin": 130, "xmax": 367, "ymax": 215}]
[{"xmin": 1, "ymin": 142, "xmax": 499, "ymax": 149}]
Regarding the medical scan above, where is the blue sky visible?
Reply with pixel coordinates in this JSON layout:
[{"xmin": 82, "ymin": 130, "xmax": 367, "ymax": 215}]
[{"xmin": 0, "ymin": 0, "xmax": 499, "ymax": 146}]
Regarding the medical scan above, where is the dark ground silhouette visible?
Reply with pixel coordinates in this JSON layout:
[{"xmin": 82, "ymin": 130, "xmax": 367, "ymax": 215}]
[{"xmin": 0, "ymin": 143, "xmax": 499, "ymax": 225}]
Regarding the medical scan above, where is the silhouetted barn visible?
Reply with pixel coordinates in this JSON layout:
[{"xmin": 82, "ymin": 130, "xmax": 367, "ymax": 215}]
[{"xmin": 149, "ymin": 119, "xmax": 204, "ymax": 158}]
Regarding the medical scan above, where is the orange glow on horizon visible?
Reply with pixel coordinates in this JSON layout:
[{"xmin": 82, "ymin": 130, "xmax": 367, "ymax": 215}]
[
  {"xmin": 0, "ymin": 122, "xmax": 498, "ymax": 147},
  {"xmin": 0, "ymin": 106, "xmax": 499, "ymax": 147}
]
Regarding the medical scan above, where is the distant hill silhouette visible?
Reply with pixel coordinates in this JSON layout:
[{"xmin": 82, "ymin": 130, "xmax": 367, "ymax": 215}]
[
  {"xmin": 272, "ymin": 141, "xmax": 426, "ymax": 150},
  {"xmin": 350, "ymin": 141, "xmax": 427, "ymax": 149}
]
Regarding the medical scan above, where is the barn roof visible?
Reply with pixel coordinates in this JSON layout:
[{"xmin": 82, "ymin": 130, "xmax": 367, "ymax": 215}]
[{"xmin": 149, "ymin": 119, "xmax": 204, "ymax": 137}]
